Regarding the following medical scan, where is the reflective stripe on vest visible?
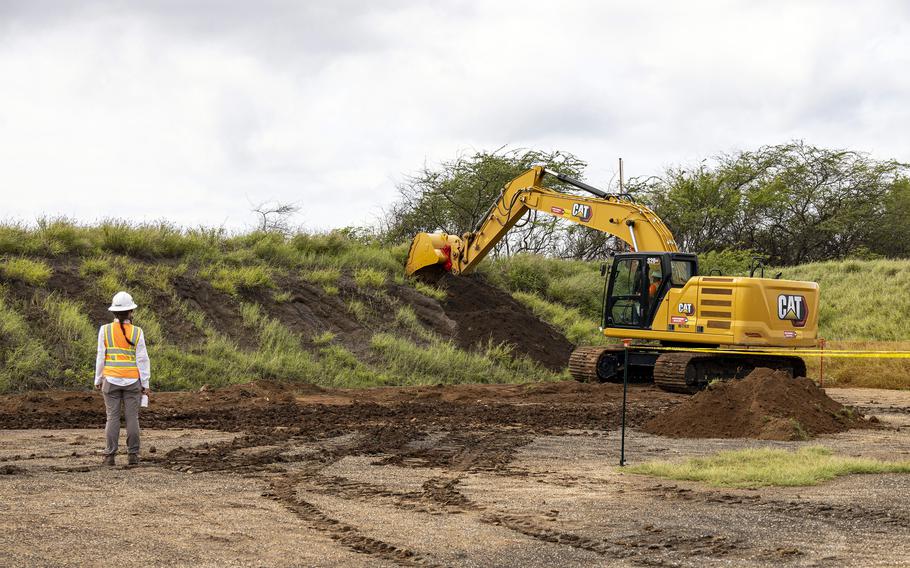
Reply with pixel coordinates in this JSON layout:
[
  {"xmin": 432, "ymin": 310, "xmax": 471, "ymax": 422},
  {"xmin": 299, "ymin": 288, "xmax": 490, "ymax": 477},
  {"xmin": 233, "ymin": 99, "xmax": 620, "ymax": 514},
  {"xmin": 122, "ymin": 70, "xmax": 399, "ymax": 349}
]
[{"xmin": 103, "ymin": 322, "xmax": 141, "ymax": 379}]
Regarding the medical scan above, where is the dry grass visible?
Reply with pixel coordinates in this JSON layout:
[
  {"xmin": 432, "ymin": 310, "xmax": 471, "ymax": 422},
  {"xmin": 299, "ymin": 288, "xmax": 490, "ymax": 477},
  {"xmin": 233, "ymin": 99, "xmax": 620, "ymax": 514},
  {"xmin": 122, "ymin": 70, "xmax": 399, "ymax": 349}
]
[{"xmin": 804, "ymin": 340, "xmax": 910, "ymax": 390}]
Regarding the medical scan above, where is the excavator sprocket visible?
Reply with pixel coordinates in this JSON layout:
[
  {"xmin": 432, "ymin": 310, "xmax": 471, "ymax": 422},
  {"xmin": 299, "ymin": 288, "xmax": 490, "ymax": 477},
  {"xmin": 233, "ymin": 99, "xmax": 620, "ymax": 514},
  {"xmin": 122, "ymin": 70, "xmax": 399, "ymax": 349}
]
[{"xmin": 568, "ymin": 346, "xmax": 622, "ymax": 383}]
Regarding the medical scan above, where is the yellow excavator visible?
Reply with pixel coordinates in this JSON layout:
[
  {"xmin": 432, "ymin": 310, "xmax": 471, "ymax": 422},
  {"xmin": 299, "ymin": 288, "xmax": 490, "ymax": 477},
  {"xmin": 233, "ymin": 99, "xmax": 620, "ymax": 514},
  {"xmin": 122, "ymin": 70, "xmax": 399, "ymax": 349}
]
[{"xmin": 405, "ymin": 166, "xmax": 819, "ymax": 393}]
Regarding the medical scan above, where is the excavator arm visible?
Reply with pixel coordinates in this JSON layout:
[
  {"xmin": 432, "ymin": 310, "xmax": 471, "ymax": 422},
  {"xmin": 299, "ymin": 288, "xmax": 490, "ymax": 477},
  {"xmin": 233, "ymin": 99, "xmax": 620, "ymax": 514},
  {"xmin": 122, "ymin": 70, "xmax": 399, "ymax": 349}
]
[{"xmin": 405, "ymin": 166, "xmax": 678, "ymax": 275}]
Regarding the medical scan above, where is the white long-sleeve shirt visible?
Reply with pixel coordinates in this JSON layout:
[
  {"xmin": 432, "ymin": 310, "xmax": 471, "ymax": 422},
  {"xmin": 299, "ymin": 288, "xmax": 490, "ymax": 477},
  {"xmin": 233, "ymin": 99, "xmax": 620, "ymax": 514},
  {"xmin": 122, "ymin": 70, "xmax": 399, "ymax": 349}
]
[{"xmin": 94, "ymin": 320, "xmax": 151, "ymax": 389}]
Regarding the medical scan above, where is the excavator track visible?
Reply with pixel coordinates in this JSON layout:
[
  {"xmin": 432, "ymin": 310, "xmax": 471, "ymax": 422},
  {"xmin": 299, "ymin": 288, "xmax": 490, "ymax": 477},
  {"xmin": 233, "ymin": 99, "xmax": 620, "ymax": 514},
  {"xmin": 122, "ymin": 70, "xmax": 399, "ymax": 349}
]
[
  {"xmin": 569, "ymin": 346, "xmax": 656, "ymax": 384},
  {"xmin": 570, "ymin": 346, "xmax": 808, "ymax": 393},
  {"xmin": 652, "ymin": 353, "xmax": 710, "ymax": 394},
  {"xmin": 653, "ymin": 351, "xmax": 807, "ymax": 394},
  {"xmin": 568, "ymin": 346, "xmax": 620, "ymax": 383}
]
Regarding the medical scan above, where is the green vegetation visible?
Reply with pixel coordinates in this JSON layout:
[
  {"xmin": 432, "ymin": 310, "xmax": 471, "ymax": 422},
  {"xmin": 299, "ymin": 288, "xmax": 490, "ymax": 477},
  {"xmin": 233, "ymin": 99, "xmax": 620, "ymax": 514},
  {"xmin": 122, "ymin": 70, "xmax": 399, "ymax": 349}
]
[
  {"xmin": 513, "ymin": 292, "xmax": 606, "ymax": 346},
  {"xmin": 1, "ymin": 257, "xmax": 53, "ymax": 286},
  {"xmin": 0, "ymin": 291, "xmax": 54, "ymax": 391},
  {"xmin": 353, "ymin": 268, "xmax": 387, "ymax": 289},
  {"xmin": 346, "ymin": 299, "xmax": 368, "ymax": 321},
  {"xmin": 633, "ymin": 142, "xmax": 910, "ymax": 265},
  {"xmin": 479, "ymin": 254, "xmax": 609, "ymax": 346},
  {"xmin": 1, "ymin": 217, "xmax": 908, "ymax": 393},
  {"xmin": 774, "ymin": 259, "xmax": 910, "ymax": 341},
  {"xmin": 304, "ymin": 268, "xmax": 340, "ymax": 286},
  {"xmin": 311, "ymin": 331, "xmax": 336, "ymax": 346},
  {"xmin": 411, "ymin": 280, "xmax": 447, "ymax": 301},
  {"xmin": 199, "ymin": 264, "xmax": 274, "ymax": 295},
  {"xmin": 370, "ymin": 333, "xmax": 561, "ymax": 386},
  {"xmin": 628, "ymin": 446, "xmax": 910, "ymax": 488}
]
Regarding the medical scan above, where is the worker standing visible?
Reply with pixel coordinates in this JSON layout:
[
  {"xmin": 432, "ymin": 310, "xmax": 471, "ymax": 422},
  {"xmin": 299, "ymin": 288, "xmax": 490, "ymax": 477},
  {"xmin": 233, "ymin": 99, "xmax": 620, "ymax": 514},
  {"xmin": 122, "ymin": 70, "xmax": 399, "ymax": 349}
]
[{"xmin": 94, "ymin": 291, "xmax": 151, "ymax": 467}]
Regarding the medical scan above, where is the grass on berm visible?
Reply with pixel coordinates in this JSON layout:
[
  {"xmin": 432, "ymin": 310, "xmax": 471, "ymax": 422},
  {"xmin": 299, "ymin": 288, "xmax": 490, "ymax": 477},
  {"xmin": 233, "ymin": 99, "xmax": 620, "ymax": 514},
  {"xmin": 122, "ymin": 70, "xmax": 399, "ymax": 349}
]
[
  {"xmin": 627, "ymin": 446, "xmax": 910, "ymax": 488},
  {"xmin": 1, "ymin": 219, "xmax": 909, "ymax": 391}
]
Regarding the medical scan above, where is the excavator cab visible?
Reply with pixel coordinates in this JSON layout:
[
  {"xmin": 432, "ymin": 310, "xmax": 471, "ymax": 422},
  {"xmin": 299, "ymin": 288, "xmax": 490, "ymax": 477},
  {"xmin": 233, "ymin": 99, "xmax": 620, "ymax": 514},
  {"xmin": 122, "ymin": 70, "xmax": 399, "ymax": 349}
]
[{"xmin": 604, "ymin": 252, "xmax": 697, "ymax": 330}]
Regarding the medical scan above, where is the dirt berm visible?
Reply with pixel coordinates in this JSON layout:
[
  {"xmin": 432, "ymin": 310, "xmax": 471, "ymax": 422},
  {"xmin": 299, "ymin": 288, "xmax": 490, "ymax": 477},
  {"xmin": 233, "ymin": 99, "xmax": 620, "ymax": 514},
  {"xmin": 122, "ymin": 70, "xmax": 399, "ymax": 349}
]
[
  {"xmin": 643, "ymin": 368, "xmax": 875, "ymax": 441},
  {"xmin": 434, "ymin": 270, "xmax": 574, "ymax": 370}
]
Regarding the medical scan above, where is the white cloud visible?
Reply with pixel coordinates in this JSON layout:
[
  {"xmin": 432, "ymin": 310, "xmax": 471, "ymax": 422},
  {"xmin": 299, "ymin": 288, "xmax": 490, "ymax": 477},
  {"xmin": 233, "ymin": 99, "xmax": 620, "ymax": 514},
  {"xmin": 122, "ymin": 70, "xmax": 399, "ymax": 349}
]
[{"xmin": 0, "ymin": 0, "xmax": 907, "ymax": 231}]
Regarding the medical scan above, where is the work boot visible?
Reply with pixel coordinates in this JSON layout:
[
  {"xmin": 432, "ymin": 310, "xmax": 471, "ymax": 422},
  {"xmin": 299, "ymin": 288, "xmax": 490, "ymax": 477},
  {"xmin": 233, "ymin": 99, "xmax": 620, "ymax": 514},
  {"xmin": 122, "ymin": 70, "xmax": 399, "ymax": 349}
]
[
  {"xmin": 127, "ymin": 454, "xmax": 140, "ymax": 467},
  {"xmin": 102, "ymin": 454, "xmax": 116, "ymax": 466}
]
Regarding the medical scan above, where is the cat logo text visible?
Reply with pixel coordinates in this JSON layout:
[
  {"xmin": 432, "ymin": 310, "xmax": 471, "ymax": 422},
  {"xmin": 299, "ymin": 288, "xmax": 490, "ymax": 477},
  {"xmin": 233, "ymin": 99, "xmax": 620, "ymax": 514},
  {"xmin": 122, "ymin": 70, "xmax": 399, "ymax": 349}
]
[
  {"xmin": 777, "ymin": 294, "xmax": 808, "ymax": 328},
  {"xmin": 571, "ymin": 203, "xmax": 592, "ymax": 222}
]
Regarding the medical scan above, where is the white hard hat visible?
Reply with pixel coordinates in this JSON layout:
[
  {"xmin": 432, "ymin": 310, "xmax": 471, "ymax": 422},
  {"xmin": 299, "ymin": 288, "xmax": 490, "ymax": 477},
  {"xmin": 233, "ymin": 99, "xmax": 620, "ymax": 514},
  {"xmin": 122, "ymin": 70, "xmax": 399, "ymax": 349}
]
[{"xmin": 108, "ymin": 291, "xmax": 138, "ymax": 312}]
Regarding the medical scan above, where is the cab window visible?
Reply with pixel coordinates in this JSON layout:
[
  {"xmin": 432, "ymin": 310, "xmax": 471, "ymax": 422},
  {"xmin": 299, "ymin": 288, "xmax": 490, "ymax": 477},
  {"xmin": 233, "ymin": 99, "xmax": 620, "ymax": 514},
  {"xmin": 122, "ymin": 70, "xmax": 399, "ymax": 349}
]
[
  {"xmin": 670, "ymin": 260, "xmax": 695, "ymax": 286},
  {"xmin": 609, "ymin": 258, "xmax": 644, "ymax": 326}
]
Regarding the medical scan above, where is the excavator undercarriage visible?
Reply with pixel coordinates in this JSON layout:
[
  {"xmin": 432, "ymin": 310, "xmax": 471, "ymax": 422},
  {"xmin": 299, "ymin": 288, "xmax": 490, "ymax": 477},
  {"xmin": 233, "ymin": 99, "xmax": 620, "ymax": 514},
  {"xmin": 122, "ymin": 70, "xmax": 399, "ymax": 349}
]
[{"xmin": 568, "ymin": 346, "xmax": 807, "ymax": 394}]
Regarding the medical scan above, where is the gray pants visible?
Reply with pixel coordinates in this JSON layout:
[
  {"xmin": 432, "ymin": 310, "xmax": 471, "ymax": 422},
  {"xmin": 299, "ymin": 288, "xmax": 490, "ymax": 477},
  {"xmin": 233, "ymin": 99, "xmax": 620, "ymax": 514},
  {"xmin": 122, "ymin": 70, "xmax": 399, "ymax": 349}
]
[{"xmin": 101, "ymin": 379, "xmax": 141, "ymax": 455}]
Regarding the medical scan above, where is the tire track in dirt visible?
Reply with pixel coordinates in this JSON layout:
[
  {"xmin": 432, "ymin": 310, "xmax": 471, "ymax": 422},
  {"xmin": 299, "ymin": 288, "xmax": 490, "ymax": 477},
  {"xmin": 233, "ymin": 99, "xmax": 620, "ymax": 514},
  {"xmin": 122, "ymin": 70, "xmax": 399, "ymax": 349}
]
[
  {"xmin": 641, "ymin": 484, "xmax": 910, "ymax": 529},
  {"xmin": 268, "ymin": 473, "xmax": 442, "ymax": 567},
  {"xmin": 482, "ymin": 513, "xmax": 740, "ymax": 564}
]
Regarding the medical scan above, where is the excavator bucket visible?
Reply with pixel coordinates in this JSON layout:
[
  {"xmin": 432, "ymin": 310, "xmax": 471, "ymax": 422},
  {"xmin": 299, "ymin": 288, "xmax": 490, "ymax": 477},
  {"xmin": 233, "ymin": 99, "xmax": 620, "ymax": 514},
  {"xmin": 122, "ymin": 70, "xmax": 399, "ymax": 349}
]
[{"xmin": 405, "ymin": 232, "xmax": 461, "ymax": 276}]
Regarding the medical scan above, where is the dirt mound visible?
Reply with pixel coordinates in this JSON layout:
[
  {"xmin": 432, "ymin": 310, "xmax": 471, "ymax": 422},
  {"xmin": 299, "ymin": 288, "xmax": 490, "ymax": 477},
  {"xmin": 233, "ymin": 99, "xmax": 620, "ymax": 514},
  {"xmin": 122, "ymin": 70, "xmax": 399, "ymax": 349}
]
[
  {"xmin": 642, "ymin": 368, "xmax": 873, "ymax": 441},
  {"xmin": 418, "ymin": 267, "xmax": 575, "ymax": 371}
]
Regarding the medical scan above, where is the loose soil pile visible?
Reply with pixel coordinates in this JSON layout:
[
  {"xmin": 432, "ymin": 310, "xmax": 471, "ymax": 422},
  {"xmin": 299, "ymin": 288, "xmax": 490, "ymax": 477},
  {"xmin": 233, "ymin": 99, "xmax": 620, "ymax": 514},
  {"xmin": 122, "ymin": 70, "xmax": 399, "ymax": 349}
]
[
  {"xmin": 643, "ymin": 368, "xmax": 873, "ymax": 441},
  {"xmin": 419, "ymin": 267, "xmax": 575, "ymax": 370}
]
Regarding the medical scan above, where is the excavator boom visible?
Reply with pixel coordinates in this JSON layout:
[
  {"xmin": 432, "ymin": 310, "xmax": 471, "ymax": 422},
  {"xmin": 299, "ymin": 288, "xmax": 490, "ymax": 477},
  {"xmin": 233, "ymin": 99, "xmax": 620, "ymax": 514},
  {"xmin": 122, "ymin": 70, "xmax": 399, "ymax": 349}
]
[{"xmin": 405, "ymin": 167, "xmax": 677, "ymax": 276}]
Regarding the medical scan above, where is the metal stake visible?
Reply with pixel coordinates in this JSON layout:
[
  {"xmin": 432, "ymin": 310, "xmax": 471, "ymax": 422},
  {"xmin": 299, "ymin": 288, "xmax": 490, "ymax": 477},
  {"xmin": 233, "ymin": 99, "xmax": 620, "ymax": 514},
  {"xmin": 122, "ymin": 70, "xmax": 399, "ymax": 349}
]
[
  {"xmin": 819, "ymin": 338, "xmax": 826, "ymax": 388},
  {"xmin": 620, "ymin": 338, "xmax": 631, "ymax": 466}
]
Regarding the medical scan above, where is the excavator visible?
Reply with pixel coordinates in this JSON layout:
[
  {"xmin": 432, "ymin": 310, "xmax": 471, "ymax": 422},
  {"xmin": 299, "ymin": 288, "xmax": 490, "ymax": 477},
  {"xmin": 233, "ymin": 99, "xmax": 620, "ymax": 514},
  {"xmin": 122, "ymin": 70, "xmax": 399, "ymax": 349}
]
[{"xmin": 405, "ymin": 166, "xmax": 819, "ymax": 393}]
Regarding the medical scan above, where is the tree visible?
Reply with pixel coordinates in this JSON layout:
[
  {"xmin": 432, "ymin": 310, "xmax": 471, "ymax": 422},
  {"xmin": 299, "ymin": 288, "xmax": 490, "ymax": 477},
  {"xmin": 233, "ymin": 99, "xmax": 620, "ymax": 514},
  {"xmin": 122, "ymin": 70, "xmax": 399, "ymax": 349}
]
[
  {"xmin": 383, "ymin": 147, "xmax": 626, "ymax": 259},
  {"xmin": 632, "ymin": 142, "xmax": 909, "ymax": 265},
  {"xmin": 250, "ymin": 200, "xmax": 301, "ymax": 234}
]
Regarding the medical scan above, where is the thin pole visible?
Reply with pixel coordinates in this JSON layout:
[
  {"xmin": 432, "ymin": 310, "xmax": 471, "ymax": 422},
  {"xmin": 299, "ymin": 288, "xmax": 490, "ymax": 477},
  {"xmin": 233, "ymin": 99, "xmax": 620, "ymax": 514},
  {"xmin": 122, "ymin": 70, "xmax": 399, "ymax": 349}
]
[
  {"xmin": 618, "ymin": 157, "xmax": 624, "ymax": 193},
  {"xmin": 620, "ymin": 338, "xmax": 631, "ymax": 466},
  {"xmin": 819, "ymin": 338, "xmax": 826, "ymax": 388}
]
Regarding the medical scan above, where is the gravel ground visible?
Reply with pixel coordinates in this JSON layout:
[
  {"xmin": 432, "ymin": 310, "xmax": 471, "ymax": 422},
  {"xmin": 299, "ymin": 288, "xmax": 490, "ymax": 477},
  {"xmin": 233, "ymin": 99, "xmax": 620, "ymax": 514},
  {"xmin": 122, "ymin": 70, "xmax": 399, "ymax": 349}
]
[{"xmin": 1, "ymin": 388, "xmax": 909, "ymax": 567}]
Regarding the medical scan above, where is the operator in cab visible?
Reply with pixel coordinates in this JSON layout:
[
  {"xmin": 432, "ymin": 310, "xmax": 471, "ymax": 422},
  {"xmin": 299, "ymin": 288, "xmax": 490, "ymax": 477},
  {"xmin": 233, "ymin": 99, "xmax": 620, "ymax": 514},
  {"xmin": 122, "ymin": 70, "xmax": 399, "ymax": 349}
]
[{"xmin": 648, "ymin": 273, "xmax": 662, "ymax": 297}]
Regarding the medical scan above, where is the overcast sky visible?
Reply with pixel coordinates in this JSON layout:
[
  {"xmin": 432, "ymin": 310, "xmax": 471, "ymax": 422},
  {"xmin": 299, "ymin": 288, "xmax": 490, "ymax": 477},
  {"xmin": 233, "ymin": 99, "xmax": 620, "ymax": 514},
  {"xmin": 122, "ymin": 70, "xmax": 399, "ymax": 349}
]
[{"xmin": 1, "ymin": 0, "xmax": 908, "ymax": 231}]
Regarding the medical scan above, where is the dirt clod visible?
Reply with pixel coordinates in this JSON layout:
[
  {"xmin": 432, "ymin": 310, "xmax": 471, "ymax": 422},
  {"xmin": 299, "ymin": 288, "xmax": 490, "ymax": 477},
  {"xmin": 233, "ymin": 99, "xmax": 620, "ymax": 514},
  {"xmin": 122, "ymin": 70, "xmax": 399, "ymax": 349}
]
[{"xmin": 643, "ymin": 368, "xmax": 874, "ymax": 440}]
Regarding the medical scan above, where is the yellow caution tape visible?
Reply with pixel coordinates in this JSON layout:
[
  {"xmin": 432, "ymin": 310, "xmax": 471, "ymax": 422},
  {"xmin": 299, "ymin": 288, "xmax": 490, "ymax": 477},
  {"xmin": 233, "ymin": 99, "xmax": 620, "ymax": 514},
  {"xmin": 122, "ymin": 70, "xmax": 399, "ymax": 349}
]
[{"xmin": 627, "ymin": 345, "xmax": 910, "ymax": 358}]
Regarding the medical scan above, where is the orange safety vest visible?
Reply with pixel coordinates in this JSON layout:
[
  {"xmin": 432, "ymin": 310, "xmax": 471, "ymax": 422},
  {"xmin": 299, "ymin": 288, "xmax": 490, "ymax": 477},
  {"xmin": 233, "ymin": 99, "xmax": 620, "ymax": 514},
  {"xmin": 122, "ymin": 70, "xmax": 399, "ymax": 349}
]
[{"xmin": 102, "ymin": 322, "xmax": 142, "ymax": 379}]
